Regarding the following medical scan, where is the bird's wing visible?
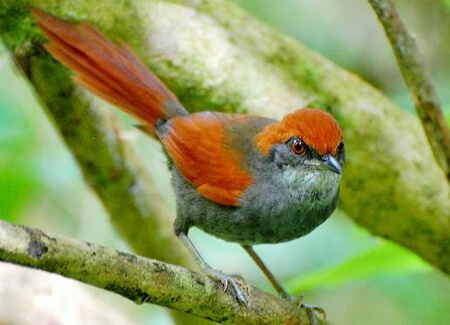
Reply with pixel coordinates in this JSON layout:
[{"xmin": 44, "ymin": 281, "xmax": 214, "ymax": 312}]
[{"xmin": 159, "ymin": 112, "xmax": 254, "ymax": 207}]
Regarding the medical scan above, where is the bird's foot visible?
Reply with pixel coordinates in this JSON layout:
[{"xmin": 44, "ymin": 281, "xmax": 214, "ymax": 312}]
[
  {"xmin": 204, "ymin": 268, "xmax": 248, "ymax": 306},
  {"xmin": 289, "ymin": 294, "xmax": 326, "ymax": 325}
]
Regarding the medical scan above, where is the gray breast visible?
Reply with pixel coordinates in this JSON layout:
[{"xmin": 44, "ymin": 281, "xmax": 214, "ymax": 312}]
[
  {"xmin": 173, "ymin": 163, "xmax": 340, "ymax": 245},
  {"xmin": 236, "ymin": 168, "xmax": 341, "ymax": 244}
]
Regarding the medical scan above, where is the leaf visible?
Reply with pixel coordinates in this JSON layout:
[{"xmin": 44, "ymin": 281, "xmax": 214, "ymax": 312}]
[
  {"xmin": 0, "ymin": 55, "xmax": 39, "ymax": 221},
  {"xmin": 285, "ymin": 241, "xmax": 430, "ymax": 293},
  {"xmin": 443, "ymin": 0, "xmax": 450, "ymax": 11}
]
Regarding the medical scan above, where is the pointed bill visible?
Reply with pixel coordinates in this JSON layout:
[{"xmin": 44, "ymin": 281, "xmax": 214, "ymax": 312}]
[{"xmin": 322, "ymin": 154, "xmax": 342, "ymax": 174}]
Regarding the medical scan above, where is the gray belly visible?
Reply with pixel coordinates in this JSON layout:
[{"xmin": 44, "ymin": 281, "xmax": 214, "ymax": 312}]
[{"xmin": 173, "ymin": 167, "xmax": 340, "ymax": 245}]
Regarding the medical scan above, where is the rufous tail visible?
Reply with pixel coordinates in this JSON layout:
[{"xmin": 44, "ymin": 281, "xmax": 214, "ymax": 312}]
[{"xmin": 31, "ymin": 8, "xmax": 187, "ymax": 136}]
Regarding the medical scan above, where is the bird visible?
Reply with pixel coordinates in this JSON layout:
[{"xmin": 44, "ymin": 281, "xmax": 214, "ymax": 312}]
[{"xmin": 31, "ymin": 8, "xmax": 345, "ymax": 310}]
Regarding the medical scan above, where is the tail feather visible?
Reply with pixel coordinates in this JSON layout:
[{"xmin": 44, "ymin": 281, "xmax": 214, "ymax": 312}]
[{"xmin": 31, "ymin": 8, "xmax": 187, "ymax": 135}]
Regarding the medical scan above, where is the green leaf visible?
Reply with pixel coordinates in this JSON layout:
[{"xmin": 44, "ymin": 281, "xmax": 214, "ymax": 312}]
[
  {"xmin": 0, "ymin": 169, "xmax": 37, "ymax": 221},
  {"xmin": 443, "ymin": 0, "xmax": 450, "ymax": 11},
  {"xmin": 0, "ymin": 54, "xmax": 39, "ymax": 221},
  {"xmin": 285, "ymin": 241, "xmax": 430, "ymax": 293}
]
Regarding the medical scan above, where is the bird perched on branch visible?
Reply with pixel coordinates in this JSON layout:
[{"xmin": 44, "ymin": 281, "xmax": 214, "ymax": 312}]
[{"xmin": 31, "ymin": 8, "xmax": 345, "ymax": 313}]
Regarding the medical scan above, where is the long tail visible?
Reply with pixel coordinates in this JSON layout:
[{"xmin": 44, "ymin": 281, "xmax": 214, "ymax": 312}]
[{"xmin": 31, "ymin": 8, "xmax": 188, "ymax": 136}]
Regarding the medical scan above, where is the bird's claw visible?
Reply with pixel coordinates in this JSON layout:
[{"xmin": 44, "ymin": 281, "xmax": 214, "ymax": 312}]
[
  {"xmin": 221, "ymin": 277, "xmax": 228, "ymax": 292},
  {"xmin": 301, "ymin": 303, "xmax": 326, "ymax": 319},
  {"xmin": 288, "ymin": 294, "xmax": 326, "ymax": 325},
  {"xmin": 301, "ymin": 303, "xmax": 326, "ymax": 325},
  {"xmin": 205, "ymin": 268, "xmax": 248, "ymax": 306}
]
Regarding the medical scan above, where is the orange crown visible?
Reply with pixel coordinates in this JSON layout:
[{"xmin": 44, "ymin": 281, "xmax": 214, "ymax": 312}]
[{"xmin": 255, "ymin": 108, "xmax": 343, "ymax": 156}]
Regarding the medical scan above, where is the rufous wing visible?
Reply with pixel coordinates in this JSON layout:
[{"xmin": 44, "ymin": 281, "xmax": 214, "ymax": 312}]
[{"xmin": 159, "ymin": 112, "xmax": 253, "ymax": 207}]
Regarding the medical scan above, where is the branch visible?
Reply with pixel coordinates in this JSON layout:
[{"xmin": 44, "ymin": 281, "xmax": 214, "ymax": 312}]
[
  {"xmin": 0, "ymin": 219, "xmax": 317, "ymax": 325},
  {"xmin": 368, "ymin": 0, "xmax": 450, "ymax": 181}
]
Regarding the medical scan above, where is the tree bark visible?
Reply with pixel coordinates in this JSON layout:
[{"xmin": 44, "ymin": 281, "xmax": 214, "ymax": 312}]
[
  {"xmin": 368, "ymin": 0, "xmax": 450, "ymax": 182},
  {"xmin": 0, "ymin": 219, "xmax": 318, "ymax": 325}
]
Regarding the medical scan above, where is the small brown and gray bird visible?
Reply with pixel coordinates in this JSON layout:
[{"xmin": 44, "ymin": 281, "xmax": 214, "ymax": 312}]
[{"xmin": 32, "ymin": 8, "xmax": 345, "ymax": 310}]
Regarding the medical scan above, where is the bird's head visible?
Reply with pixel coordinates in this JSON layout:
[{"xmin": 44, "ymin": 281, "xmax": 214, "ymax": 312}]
[{"xmin": 254, "ymin": 108, "xmax": 344, "ymax": 174}]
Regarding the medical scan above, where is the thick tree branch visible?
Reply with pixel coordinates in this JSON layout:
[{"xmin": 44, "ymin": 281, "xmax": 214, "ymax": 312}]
[
  {"xmin": 0, "ymin": 219, "xmax": 318, "ymax": 325},
  {"xmin": 368, "ymin": 0, "xmax": 450, "ymax": 181}
]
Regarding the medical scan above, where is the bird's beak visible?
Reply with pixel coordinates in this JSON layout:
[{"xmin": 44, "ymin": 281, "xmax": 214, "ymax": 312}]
[{"xmin": 322, "ymin": 154, "xmax": 342, "ymax": 174}]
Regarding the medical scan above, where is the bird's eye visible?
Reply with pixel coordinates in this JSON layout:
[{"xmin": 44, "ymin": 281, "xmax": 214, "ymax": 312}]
[
  {"xmin": 290, "ymin": 138, "xmax": 306, "ymax": 156},
  {"xmin": 337, "ymin": 141, "xmax": 345, "ymax": 153}
]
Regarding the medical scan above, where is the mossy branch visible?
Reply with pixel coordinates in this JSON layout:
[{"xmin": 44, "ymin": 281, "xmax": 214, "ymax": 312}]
[
  {"xmin": 0, "ymin": 219, "xmax": 320, "ymax": 325},
  {"xmin": 368, "ymin": 0, "xmax": 450, "ymax": 183}
]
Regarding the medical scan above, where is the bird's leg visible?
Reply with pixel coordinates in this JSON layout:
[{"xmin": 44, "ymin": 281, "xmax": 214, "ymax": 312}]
[
  {"xmin": 178, "ymin": 231, "xmax": 248, "ymax": 306},
  {"xmin": 242, "ymin": 245, "xmax": 290, "ymax": 298},
  {"xmin": 242, "ymin": 245, "xmax": 326, "ymax": 324}
]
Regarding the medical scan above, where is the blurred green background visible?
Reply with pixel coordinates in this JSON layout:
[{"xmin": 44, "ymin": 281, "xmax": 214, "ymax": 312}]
[{"xmin": 1, "ymin": 0, "xmax": 450, "ymax": 324}]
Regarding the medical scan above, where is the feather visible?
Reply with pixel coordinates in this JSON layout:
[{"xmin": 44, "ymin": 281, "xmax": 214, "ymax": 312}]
[
  {"xmin": 160, "ymin": 112, "xmax": 253, "ymax": 206},
  {"xmin": 254, "ymin": 108, "xmax": 343, "ymax": 156},
  {"xmin": 31, "ymin": 8, "xmax": 186, "ymax": 136}
]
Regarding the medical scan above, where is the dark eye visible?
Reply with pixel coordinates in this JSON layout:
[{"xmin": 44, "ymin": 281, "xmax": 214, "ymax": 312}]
[
  {"xmin": 290, "ymin": 138, "xmax": 306, "ymax": 156},
  {"xmin": 337, "ymin": 141, "xmax": 345, "ymax": 153}
]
